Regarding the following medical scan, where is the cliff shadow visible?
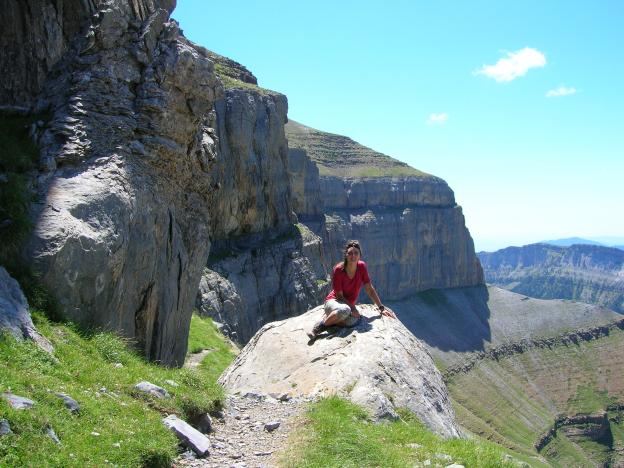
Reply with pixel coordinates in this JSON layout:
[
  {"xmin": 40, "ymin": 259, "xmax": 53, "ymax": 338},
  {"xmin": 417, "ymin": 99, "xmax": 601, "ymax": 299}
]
[{"xmin": 388, "ymin": 285, "xmax": 492, "ymax": 353}]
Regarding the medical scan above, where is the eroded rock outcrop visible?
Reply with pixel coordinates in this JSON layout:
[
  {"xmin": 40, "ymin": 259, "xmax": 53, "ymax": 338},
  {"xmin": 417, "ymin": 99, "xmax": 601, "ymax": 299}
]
[
  {"xmin": 193, "ymin": 61, "xmax": 328, "ymax": 342},
  {"xmin": 0, "ymin": 266, "xmax": 53, "ymax": 353},
  {"xmin": 219, "ymin": 304, "xmax": 461, "ymax": 438},
  {"xmin": 16, "ymin": 1, "xmax": 220, "ymax": 366}
]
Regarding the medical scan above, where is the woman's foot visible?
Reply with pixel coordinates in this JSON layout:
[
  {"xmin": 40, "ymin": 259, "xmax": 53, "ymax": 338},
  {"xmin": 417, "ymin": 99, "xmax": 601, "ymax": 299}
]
[{"xmin": 306, "ymin": 320, "xmax": 328, "ymax": 339}]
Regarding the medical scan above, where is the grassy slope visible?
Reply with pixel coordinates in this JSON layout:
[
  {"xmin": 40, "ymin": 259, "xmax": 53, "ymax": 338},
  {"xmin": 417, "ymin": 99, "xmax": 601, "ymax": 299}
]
[
  {"xmin": 280, "ymin": 396, "xmax": 532, "ymax": 468},
  {"xmin": 285, "ymin": 120, "xmax": 432, "ymax": 179},
  {"xmin": 0, "ymin": 312, "xmax": 234, "ymax": 467},
  {"xmin": 447, "ymin": 329, "xmax": 624, "ymax": 465}
]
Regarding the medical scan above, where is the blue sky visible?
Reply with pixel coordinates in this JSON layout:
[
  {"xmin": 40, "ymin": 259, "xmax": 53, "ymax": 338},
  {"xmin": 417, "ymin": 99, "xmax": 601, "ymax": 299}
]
[{"xmin": 173, "ymin": 1, "xmax": 623, "ymax": 251}]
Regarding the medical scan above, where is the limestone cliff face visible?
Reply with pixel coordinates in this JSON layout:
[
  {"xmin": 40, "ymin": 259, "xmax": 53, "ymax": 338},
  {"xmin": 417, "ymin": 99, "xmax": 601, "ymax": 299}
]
[
  {"xmin": 11, "ymin": 1, "xmax": 219, "ymax": 366},
  {"xmin": 194, "ymin": 77, "xmax": 327, "ymax": 342},
  {"xmin": 320, "ymin": 176, "xmax": 482, "ymax": 298},
  {"xmin": 0, "ymin": 0, "xmax": 175, "ymax": 107},
  {"xmin": 286, "ymin": 121, "xmax": 483, "ymax": 300}
]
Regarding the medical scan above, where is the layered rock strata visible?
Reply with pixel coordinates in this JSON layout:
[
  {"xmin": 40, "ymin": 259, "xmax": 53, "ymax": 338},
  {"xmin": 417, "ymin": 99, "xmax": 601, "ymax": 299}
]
[
  {"xmin": 219, "ymin": 304, "xmax": 461, "ymax": 438},
  {"xmin": 13, "ymin": 1, "xmax": 220, "ymax": 366},
  {"xmin": 478, "ymin": 243, "xmax": 624, "ymax": 313},
  {"xmin": 285, "ymin": 122, "xmax": 483, "ymax": 300}
]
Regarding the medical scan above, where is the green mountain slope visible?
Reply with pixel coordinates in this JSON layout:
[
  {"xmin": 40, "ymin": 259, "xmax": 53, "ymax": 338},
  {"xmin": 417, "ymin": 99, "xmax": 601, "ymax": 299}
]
[
  {"xmin": 389, "ymin": 286, "xmax": 624, "ymax": 467},
  {"xmin": 285, "ymin": 120, "xmax": 432, "ymax": 178}
]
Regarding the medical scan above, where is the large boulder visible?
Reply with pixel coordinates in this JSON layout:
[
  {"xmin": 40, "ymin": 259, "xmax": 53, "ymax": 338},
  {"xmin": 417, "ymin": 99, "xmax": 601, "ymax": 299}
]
[
  {"xmin": 0, "ymin": 266, "xmax": 53, "ymax": 353},
  {"xmin": 219, "ymin": 304, "xmax": 461, "ymax": 438}
]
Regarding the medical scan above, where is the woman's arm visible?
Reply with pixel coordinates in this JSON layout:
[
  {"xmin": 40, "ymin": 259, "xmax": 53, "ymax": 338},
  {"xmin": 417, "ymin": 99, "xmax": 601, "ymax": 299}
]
[{"xmin": 364, "ymin": 283, "xmax": 396, "ymax": 318}]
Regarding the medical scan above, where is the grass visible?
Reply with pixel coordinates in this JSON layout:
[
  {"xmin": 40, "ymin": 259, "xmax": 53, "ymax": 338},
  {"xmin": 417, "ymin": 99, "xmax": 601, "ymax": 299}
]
[
  {"xmin": 0, "ymin": 110, "xmax": 45, "ymax": 266},
  {"xmin": 187, "ymin": 314, "xmax": 238, "ymax": 382},
  {"xmin": 214, "ymin": 63, "xmax": 279, "ymax": 96},
  {"xmin": 279, "ymin": 396, "xmax": 520, "ymax": 468},
  {"xmin": 0, "ymin": 311, "xmax": 235, "ymax": 467},
  {"xmin": 445, "ymin": 329, "xmax": 624, "ymax": 466}
]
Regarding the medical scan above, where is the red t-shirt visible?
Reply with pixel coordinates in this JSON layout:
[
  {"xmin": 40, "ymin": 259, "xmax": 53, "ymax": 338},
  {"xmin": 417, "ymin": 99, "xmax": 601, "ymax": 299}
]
[{"xmin": 325, "ymin": 261, "xmax": 371, "ymax": 306}]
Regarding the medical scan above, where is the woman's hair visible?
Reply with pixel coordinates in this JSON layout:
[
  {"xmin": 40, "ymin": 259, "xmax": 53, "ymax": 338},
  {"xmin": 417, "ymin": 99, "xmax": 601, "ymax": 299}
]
[{"xmin": 341, "ymin": 240, "xmax": 362, "ymax": 270}]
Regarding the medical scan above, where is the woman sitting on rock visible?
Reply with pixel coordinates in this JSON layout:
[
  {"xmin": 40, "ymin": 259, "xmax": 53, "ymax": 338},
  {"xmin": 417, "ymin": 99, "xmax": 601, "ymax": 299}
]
[{"xmin": 307, "ymin": 240, "xmax": 396, "ymax": 339}]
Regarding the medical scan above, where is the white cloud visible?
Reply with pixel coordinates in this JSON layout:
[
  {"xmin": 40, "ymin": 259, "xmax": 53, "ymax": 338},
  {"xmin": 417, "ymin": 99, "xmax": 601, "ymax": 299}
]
[
  {"xmin": 546, "ymin": 86, "xmax": 578, "ymax": 97},
  {"xmin": 475, "ymin": 47, "xmax": 546, "ymax": 82},
  {"xmin": 427, "ymin": 113, "xmax": 448, "ymax": 124}
]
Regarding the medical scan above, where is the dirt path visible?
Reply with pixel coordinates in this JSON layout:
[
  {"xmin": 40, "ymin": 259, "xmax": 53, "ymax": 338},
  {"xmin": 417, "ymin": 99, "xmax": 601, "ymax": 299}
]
[{"xmin": 173, "ymin": 393, "xmax": 308, "ymax": 468}]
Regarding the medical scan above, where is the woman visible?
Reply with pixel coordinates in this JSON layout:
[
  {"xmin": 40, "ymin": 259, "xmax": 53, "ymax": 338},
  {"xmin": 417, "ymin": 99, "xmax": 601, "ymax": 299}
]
[{"xmin": 307, "ymin": 240, "xmax": 396, "ymax": 339}]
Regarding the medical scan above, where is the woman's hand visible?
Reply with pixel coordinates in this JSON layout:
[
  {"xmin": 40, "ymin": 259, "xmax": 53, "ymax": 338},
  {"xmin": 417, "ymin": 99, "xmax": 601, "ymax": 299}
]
[
  {"xmin": 380, "ymin": 307, "xmax": 396, "ymax": 319},
  {"xmin": 351, "ymin": 306, "xmax": 361, "ymax": 318}
]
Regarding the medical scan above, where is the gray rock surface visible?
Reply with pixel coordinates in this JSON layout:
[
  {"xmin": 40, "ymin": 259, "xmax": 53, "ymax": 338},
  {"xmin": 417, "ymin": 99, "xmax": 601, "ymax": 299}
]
[
  {"xmin": 2, "ymin": 393, "xmax": 35, "ymax": 410},
  {"xmin": 478, "ymin": 243, "xmax": 624, "ymax": 313},
  {"xmin": 55, "ymin": 392, "xmax": 80, "ymax": 413},
  {"xmin": 323, "ymin": 204, "xmax": 483, "ymax": 300},
  {"xmin": 288, "ymin": 148, "xmax": 322, "ymax": 218},
  {"xmin": 0, "ymin": 267, "xmax": 53, "ymax": 353},
  {"xmin": 134, "ymin": 381, "xmax": 169, "ymax": 398},
  {"xmin": 22, "ymin": 1, "xmax": 220, "ymax": 366},
  {"xmin": 0, "ymin": 419, "xmax": 11, "ymax": 436},
  {"xmin": 219, "ymin": 304, "xmax": 460, "ymax": 438},
  {"xmin": 197, "ymin": 228, "xmax": 326, "ymax": 343},
  {"xmin": 45, "ymin": 426, "xmax": 61, "ymax": 444},
  {"xmin": 163, "ymin": 414, "xmax": 211, "ymax": 457},
  {"xmin": 0, "ymin": 0, "xmax": 176, "ymax": 107}
]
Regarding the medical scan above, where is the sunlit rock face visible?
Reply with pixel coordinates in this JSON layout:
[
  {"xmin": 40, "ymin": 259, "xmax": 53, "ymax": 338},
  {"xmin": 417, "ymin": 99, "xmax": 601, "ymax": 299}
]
[
  {"xmin": 220, "ymin": 304, "xmax": 461, "ymax": 438},
  {"xmin": 15, "ymin": 0, "xmax": 219, "ymax": 366},
  {"xmin": 285, "ymin": 120, "xmax": 483, "ymax": 301}
]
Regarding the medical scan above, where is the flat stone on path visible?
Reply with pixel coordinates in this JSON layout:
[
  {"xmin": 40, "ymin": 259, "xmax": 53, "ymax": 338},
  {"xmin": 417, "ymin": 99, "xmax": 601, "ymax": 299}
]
[
  {"xmin": 2, "ymin": 393, "xmax": 35, "ymax": 410},
  {"xmin": 264, "ymin": 421, "xmax": 280, "ymax": 432},
  {"xmin": 134, "ymin": 381, "xmax": 170, "ymax": 398},
  {"xmin": 163, "ymin": 415, "xmax": 210, "ymax": 457}
]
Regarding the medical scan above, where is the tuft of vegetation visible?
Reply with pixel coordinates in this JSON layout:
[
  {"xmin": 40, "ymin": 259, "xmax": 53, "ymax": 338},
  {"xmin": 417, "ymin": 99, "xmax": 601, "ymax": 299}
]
[
  {"xmin": 215, "ymin": 63, "xmax": 280, "ymax": 96},
  {"xmin": 0, "ymin": 311, "xmax": 235, "ymax": 467},
  {"xmin": 279, "ymin": 396, "xmax": 520, "ymax": 467},
  {"xmin": 0, "ymin": 110, "xmax": 44, "ymax": 266}
]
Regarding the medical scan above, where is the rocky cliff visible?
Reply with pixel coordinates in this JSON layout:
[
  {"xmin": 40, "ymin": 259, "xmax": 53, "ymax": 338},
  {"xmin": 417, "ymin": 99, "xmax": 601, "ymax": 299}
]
[
  {"xmin": 285, "ymin": 121, "xmax": 483, "ymax": 300},
  {"xmin": 4, "ymin": 0, "xmax": 483, "ymax": 365},
  {"xmin": 478, "ymin": 243, "xmax": 624, "ymax": 313}
]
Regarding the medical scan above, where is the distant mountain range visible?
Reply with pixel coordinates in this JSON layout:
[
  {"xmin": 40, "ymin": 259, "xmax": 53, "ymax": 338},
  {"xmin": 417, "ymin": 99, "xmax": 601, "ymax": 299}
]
[
  {"xmin": 541, "ymin": 236, "xmax": 624, "ymax": 250},
  {"xmin": 477, "ymin": 243, "xmax": 624, "ymax": 313}
]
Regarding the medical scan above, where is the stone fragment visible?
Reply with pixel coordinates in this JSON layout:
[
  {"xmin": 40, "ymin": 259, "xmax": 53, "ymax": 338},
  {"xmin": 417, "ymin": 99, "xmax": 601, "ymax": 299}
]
[
  {"xmin": 163, "ymin": 415, "xmax": 210, "ymax": 457},
  {"xmin": 134, "ymin": 381, "xmax": 170, "ymax": 398},
  {"xmin": 407, "ymin": 443, "xmax": 423, "ymax": 449},
  {"xmin": 435, "ymin": 453, "xmax": 453, "ymax": 462},
  {"xmin": 2, "ymin": 393, "xmax": 35, "ymax": 410},
  {"xmin": 45, "ymin": 426, "xmax": 61, "ymax": 444},
  {"xmin": 165, "ymin": 379, "xmax": 179, "ymax": 387},
  {"xmin": 195, "ymin": 413, "xmax": 213, "ymax": 433},
  {"xmin": 0, "ymin": 267, "xmax": 53, "ymax": 353},
  {"xmin": 55, "ymin": 393, "xmax": 80, "ymax": 413},
  {"xmin": 264, "ymin": 421, "xmax": 280, "ymax": 432},
  {"xmin": 0, "ymin": 419, "xmax": 11, "ymax": 435},
  {"xmin": 445, "ymin": 465, "xmax": 465, "ymax": 468}
]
